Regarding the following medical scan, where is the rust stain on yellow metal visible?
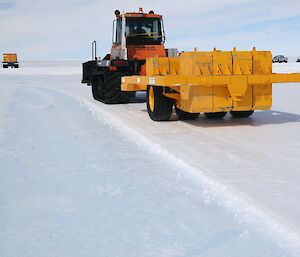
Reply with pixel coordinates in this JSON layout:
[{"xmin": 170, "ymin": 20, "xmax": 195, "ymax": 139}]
[{"xmin": 121, "ymin": 49, "xmax": 300, "ymax": 113}]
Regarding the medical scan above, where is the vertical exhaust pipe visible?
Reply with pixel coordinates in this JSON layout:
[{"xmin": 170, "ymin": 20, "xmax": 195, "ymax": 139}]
[{"xmin": 92, "ymin": 40, "xmax": 97, "ymax": 60}]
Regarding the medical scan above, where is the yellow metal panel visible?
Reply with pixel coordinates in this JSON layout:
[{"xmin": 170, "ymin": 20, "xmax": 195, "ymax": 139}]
[
  {"xmin": 212, "ymin": 85, "xmax": 233, "ymax": 112},
  {"xmin": 121, "ymin": 83, "xmax": 147, "ymax": 91},
  {"xmin": 146, "ymin": 58, "xmax": 159, "ymax": 76},
  {"xmin": 249, "ymin": 73, "xmax": 300, "ymax": 84},
  {"xmin": 146, "ymin": 57, "xmax": 170, "ymax": 76},
  {"xmin": 180, "ymin": 51, "xmax": 213, "ymax": 76},
  {"xmin": 157, "ymin": 57, "xmax": 170, "ymax": 75},
  {"xmin": 232, "ymin": 51, "xmax": 253, "ymax": 75},
  {"xmin": 252, "ymin": 84, "xmax": 272, "ymax": 110},
  {"xmin": 122, "ymin": 73, "xmax": 300, "ymax": 89},
  {"xmin": 146, "ymin": 57, "xmax": 179, "ymax": 76},
  {"xmin": 178, "ymin": 85, "xmax": 213, "ymax": 113},
  {"xmin": 212, "ymin": 51, "xmax": 232, "ymax": 75},
  {"xmin": 169, "ymin": 57, "xmax": 180, "ymax": 75},
  {"xmin": 252, "ymin": 51, "xmax": 272, "ymax": 110},
  {"xmin": 212, "ymin": 51, "xmax": 233, "ymax": 111},
  {"xmin": 231, "ymin": 51, "xmax": 253, "ymax": 111}
]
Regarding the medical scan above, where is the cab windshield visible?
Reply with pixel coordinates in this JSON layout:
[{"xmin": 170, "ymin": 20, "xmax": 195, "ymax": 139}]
[{"xmin": 115, "ymin": 17, "xmax": 163, "ymax": 45}]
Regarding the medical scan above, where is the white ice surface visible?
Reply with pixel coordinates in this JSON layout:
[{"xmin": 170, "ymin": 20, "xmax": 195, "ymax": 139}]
[{"xmin": 1, "ymin": 61, "xmax": 300, "ymax": 256}]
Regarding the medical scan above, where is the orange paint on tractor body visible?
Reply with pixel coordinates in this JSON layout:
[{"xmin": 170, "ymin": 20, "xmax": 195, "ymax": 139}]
[
  {"xmin": 127, "ymin": 45, "xmax": 166, "ymax": 60},
  {"xmin": 111, "ymin": 45, "xmax": 166, "ymax": 75}
]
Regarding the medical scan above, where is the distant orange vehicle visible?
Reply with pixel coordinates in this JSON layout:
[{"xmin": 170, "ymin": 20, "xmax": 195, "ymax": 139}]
[{"xmin": 3, "ymin": 53, "xmax": 19, "ymax": 68}]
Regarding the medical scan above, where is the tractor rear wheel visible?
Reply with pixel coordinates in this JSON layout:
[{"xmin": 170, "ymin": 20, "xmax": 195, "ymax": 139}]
[
  {"xmin": 175, "ymin": 106, "xmax": 199, "ymax": 120},
  {"xmin": 103, "ymin": 71, "xmax": 135, "ymax": 104},
  {"xmin": 230, "ymin": 110, "xmax": 254, "ymax": 118},
  {"xmin": 147, "ymin": 85, "xmax": 173, "ymax": 121},
  {"xmin": 91, "ymin": 75, "xmax": 104, "ymax": 101},
  {"xmin": 204, "ymin": 112, "xmax": 227, "ymax": 119},
  {"xmin": 92, "ymin": 71, "xmax": 135, "ymax": 104}
]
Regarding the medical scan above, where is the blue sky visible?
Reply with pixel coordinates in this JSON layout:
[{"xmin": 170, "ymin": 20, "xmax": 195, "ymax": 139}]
[{"xmin": 1, "ymin": 0, "xmax": 300, "ymax": 60}]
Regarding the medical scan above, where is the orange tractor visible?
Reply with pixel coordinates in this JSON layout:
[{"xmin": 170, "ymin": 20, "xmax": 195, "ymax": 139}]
[{"xmin": 81, "ymin": 8, "xmax": 177, "ymax": 103}]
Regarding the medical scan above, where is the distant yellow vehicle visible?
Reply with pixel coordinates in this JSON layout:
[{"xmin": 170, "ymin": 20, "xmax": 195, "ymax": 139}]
[{"xmin": 3, "ymin": 53, "xmax": 19, "ymax": 68}]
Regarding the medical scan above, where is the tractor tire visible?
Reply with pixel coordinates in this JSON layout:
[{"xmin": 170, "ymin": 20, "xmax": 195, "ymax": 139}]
[
  {"xmin": 14, "ymin": 64, "xmax": 19, "ymax": 68},
  {"xmin": 91, "ymin": 71, "xmax": 135, "ymax": 104},
  {"xmin": 175, "ymin": 106, "xmax": 199, "ymax": 120},
  {"xmin": 230, "ymin": 110, "xmax": 254, "ymax": 118},
  {"xmin": 102, "ymin": 71, "xmax": 135, "ymax": 104},
  {"xmin": 3, "ymin": 64, "xmax": 8, "ymax": 68},
  {"xmin": 204, "ymin": 112, "xmax": 227, "ymax": 119},
  {"xmin": 147, "ymin": 85, "xmax": 173, "ymax": 121},
  {"xmin": 91, "ymin": 75, "xmax": 104, "ymax": 101}
]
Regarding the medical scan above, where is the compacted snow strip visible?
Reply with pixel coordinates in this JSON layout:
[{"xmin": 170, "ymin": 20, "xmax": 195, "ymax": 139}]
[
  {"xmin": 24, "ymin": 72, "xmax": 299, "ymax": 253},
  {"xmin": 1, "ymin": 62, "xmax": 300, "ymax": 255},
  {"xmin": 71, "ymin": 93, "xmax": 300, "ymax": 255},
  {"xmin": 1, "ymin": 80, "xmax": 292, "ymax": 257},
  {"xmin": 4, "ymin": 66, "xmax": 300, "ymax": 251}
]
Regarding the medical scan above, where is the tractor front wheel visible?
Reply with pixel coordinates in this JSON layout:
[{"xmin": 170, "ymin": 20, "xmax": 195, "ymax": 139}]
[
  {"xmin": 147, "ymin": 86, "xmax": 173, "ymax": 121},
  {"xmin": 175, "ymin": 106, "xmax": 199, "ymax": 120},
  {"xmin": 230, "ymin": 110, "xmax": 254, "ymax": 118}
]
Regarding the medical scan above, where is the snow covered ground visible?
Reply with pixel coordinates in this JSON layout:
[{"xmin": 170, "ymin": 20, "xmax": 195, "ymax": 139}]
[{"xmin": 1, "ymin": 61, "xmax": 300, "ymax": 256}]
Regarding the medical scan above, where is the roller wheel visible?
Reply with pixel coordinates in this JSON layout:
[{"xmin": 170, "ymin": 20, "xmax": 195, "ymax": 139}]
[
  {"xmin": 147, "ymin": 85, "xmax": 173, "ymax": 121},
  {"xmin": 204, "ymin": 112, "xmax": 227, "ymax": 119},
  {"xmin": 230, "ymin": 110, "xmax": 254, "ymax": 118},
  {"xmin": 175, "ymin": 106, "xmax": 199, "ymax": 120}
]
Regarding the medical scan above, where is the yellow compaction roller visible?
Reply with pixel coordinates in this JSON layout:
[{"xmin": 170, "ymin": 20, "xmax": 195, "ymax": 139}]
[{"xmin": 121, "ymin": 47, "xmax": 300, "ymax": 121}]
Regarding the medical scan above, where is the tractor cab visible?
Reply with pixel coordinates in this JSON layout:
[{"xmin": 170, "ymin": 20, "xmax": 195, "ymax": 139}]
[
  {"xmin": 113, "ymin": 9, "xmax": 164, "ymax": 46},
  {"xmin": 112, "ymin": 9, "xmax": 168, "ymax": 61}
]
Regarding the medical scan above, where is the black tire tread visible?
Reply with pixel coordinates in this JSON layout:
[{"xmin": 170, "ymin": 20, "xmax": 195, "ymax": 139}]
[
  {"xmin": 147, "ymin": 86, "xmax": 173, "ymax": 121},
  {"xmin": 204, "ymin": 112, "xmax": 227, "ymax": 119},
  {"xmin": 230, "ymin": 110, "xmax": 254, "ymax": 118},
  {"xmin": 103, "ymin": 71, "xmax": 134, "ymax": 104},
  {"xmin": 175, "ymin": 106, "xmax": 199, "ymax": 120},
  {"xmin": 91, "ymin": 71, "xmax": 135, "ymax": 104},
  {"xmin": 91, "ymin": 76, "xmax": 102, "ymax": 100}
]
